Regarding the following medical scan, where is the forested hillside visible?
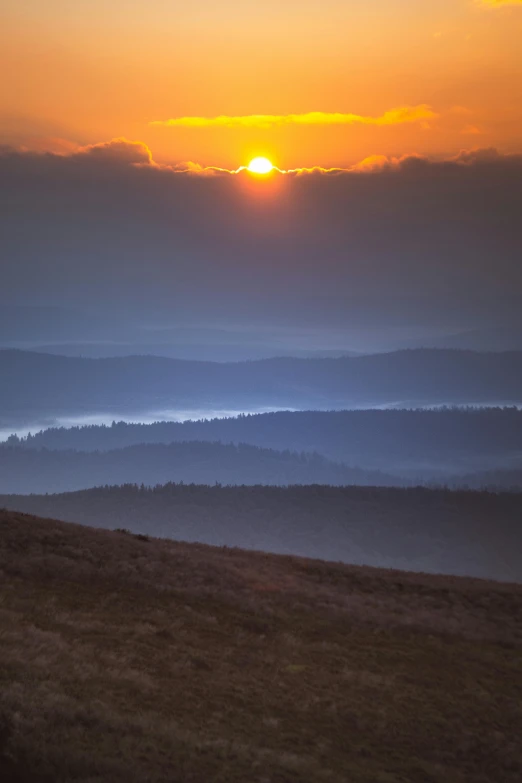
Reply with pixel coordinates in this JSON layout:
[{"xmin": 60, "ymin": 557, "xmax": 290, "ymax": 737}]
[
  {"xmin": 12, "ymin": 407, "xmax": 522, "ymax": 477},
  {"xmin": 2, "ymin": 483, "xmax": 520, "ymax": 581},
  {"xmin": 0, "ymin": 441, "xmax": 400, "ymax": 494}
]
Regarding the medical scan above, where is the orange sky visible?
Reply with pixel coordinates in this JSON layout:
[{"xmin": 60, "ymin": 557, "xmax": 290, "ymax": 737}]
[{"xmin": 1, "ymin": 0, "xmax": 521, "ymax": 168}]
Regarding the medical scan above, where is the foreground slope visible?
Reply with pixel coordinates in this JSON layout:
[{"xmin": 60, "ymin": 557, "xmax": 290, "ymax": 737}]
[
  {"xmin": 2, "ymin": 484, "xmax": 520, "ymax": 582},
  {"xmin": 1, "ymin": 510, "xmax": 521, "ymax": 783}
]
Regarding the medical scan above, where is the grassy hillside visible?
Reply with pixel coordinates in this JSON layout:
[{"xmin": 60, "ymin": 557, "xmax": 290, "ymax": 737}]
[
  {"xmin": 1, "ymin": 509, "xmax": 521, "ymax": 783},
  {"xmin": 2, "ymin": 484, "xmax": 521, "ymax": 582}
]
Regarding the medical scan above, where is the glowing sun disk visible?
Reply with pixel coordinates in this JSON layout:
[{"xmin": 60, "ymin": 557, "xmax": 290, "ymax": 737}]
[{"xmin": 247, "ymin": 157, "xmax": 273, "ymax": 174}]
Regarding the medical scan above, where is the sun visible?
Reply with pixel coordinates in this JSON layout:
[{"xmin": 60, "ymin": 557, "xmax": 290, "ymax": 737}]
[{"xmin": 247, "ymin": 157, "xmax": 274, "ymax": 175}]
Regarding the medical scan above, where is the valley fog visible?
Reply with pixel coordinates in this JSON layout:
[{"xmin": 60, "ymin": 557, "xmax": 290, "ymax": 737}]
[
  {"xmin": 0, "ymin": 405, "xmax": 297, "ymax": 442},
  {"xmin": 4, "ymin": 399, "xmax": 522, "ymax": 443}
]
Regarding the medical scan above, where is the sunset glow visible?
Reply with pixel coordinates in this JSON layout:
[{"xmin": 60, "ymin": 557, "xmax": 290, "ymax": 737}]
[
  {"xmin": 2, "ymin": 2, "xmax": 522, "ymax": 775},
  {"xmin": 1, "ymin": 1, "xmax": 521, "ymax": 169},
  {"xmin": 247, "ymin": 157, "xmax": 274, "ymax": 175}
]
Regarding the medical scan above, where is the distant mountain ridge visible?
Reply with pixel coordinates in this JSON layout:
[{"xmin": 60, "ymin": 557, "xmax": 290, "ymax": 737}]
[
  {"xmin": 0, "ymin": 441, "xmax": 400, "ymax": 495},
  {"xmin": 2, "ymin": 348, "xmax": 522, "ymax": 419},
  {"xmin": 406, "ymin": 325, "xmax": 522, "ymax": 352},
  {"xmin": 16, "ymin": 342, "xmax": 357, "ymax": 362}
]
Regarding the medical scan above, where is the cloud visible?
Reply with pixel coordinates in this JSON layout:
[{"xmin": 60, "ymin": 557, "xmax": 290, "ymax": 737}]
[
  {"xmin": 77, "ymin": 138, "xmax": 153, "ymax": 165},
  {"xmin": 150, "ymin": 105, "xmax": 437, "ymax": 129},
  {"xmin": 0, "ymin": 137, "xmax": 514, "ymax": 178},
  {"xmin": 170, "ymin": 161, "xmax": 216, "ymax": 175},
  {"xmin": 1, "ymin": 140, "xmax": 521, "ymax": 333},
  {"xmin": 450, "ymin": 147, "xmax": 503, "ymax": 164},
  {"xmin": 460, "ymin": 125, "xmax": 482, "ymax": 135},
  {"xmin": 348, "ymin": 153, "xmax": 436, "ymax": 173},
  {"xmin": 18, "ymin": 137, "xmax": 82, "ymax": 155}
]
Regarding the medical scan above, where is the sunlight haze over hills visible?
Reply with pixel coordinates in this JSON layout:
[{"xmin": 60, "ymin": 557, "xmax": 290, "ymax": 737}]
[{"xmin": 1, "ymin": 2, "xmax": 521, "ymax": 781}]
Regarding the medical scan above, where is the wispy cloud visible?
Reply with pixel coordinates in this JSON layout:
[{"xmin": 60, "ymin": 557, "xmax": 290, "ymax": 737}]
[{"xmin": 150, "ymin": 105, "xmax": 437, "ymax": 130}]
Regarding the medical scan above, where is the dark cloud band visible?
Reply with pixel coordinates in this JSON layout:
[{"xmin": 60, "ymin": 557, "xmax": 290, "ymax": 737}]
[{"xmin": 1, "ymin": 140, "xmax": 521, "ymax": 332}]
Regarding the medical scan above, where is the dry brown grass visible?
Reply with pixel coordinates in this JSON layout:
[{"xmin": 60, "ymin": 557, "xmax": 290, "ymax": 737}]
[{"xmin": 1, "ymin": 509, "xmax": 521, "ymax": 782}]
